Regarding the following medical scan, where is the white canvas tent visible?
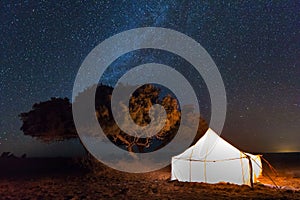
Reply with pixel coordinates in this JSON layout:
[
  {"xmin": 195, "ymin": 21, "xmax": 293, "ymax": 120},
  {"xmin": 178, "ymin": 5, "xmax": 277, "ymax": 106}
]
[{"xmin": 171, "ymin": 128, "xmax": 262, "ymax": 186}]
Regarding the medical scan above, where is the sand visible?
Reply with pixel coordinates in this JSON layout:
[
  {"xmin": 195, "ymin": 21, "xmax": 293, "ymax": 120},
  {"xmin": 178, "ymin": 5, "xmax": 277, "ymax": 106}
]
[{"xmin": 0, "ymin": 154, "xmax": 299, "ymax": 199}]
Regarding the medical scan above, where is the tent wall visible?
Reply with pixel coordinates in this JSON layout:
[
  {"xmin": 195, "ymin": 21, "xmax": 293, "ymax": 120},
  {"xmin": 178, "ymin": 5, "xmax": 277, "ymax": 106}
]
[
  {"xmin": 172, "ymin": 157, "xmax": 253, "ymax": 186},
  {"xmin": 171, "ymin": 159, "xmax": 191, "ymax": 181}
]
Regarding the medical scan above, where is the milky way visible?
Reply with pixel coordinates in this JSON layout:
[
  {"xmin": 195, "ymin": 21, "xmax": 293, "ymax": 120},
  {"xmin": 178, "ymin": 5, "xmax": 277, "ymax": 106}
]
[{"xmin": 0, "ymin": 1, "xmax": 299, "ymax": 156}]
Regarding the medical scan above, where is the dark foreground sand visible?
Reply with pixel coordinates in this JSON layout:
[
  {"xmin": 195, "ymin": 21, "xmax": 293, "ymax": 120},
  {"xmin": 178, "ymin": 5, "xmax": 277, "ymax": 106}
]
[{"xmin": 0, "ymin": 153, "xmax": 299, "ymax": 200}]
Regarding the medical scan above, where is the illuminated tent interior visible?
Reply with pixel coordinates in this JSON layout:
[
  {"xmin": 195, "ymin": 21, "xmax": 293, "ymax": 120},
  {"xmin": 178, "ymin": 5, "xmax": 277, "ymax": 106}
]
[{"xmin": 171, "ymin": 128, "xmax": 262, "ymax": 186}]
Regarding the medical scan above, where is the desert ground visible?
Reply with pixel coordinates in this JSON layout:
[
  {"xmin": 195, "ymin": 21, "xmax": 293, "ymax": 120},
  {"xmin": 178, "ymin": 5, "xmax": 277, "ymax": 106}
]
[{"xmin": 0, "ymin": 153, "xmax": 299, "ymax": 200}]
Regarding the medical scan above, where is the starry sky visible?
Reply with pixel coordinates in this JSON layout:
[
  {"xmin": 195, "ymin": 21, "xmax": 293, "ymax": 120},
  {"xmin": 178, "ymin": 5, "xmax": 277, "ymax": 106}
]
[{"xmin": 0, "ymin": 1, "xmax": 299, "ymax": 157}]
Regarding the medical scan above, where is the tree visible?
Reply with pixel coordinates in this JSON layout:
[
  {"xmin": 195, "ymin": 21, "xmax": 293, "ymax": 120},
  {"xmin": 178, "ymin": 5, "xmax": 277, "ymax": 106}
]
[
  {"xmin": 94, "ymin": 84, "xmax": 183, "ymax": 152},
  {"xmin": 19, "ymin": 84, "xmax": 208, "ymax": 153},
  {"xmin": 19, "ymin": 97, "xmax": 76, "ymax": 142}
]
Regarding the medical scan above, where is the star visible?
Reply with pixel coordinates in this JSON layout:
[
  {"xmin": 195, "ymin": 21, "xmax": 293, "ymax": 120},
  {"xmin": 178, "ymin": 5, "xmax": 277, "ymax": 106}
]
[{"xmin": 0, "ymin": 1, "xmax": 299, "ymax": 155}]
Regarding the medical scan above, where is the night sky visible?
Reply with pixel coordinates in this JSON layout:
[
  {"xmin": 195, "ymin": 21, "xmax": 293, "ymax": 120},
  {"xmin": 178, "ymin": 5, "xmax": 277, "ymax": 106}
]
[{"xmin": 0, "ymin": 1, "xmax": 299, "ymax": 157}]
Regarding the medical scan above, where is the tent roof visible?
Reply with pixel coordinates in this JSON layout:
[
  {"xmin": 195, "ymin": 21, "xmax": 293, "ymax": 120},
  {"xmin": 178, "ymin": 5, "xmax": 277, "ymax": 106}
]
[{"xmin": 173, "ymin": 128, "xmax": 250, "ymax": 161}]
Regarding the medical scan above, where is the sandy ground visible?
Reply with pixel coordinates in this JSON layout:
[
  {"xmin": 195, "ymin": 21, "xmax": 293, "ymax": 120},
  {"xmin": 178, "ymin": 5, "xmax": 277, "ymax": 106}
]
[
  {"xmin": 0, "ymin": 165, "xmax": 299, "ymax": 199},
  {"xmin": 0, "ymin": 154, "xmax": 299, "ymax": 199}
]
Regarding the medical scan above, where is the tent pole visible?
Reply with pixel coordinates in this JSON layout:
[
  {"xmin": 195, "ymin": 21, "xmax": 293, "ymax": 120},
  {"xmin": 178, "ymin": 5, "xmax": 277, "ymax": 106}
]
[
  {"xmin": 246, "ymin": 154, "xmax": 254, "ymax": 188},
  {"xmin": 189, "ymin": 159, "xmax": 191, "ymax": 182}
]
